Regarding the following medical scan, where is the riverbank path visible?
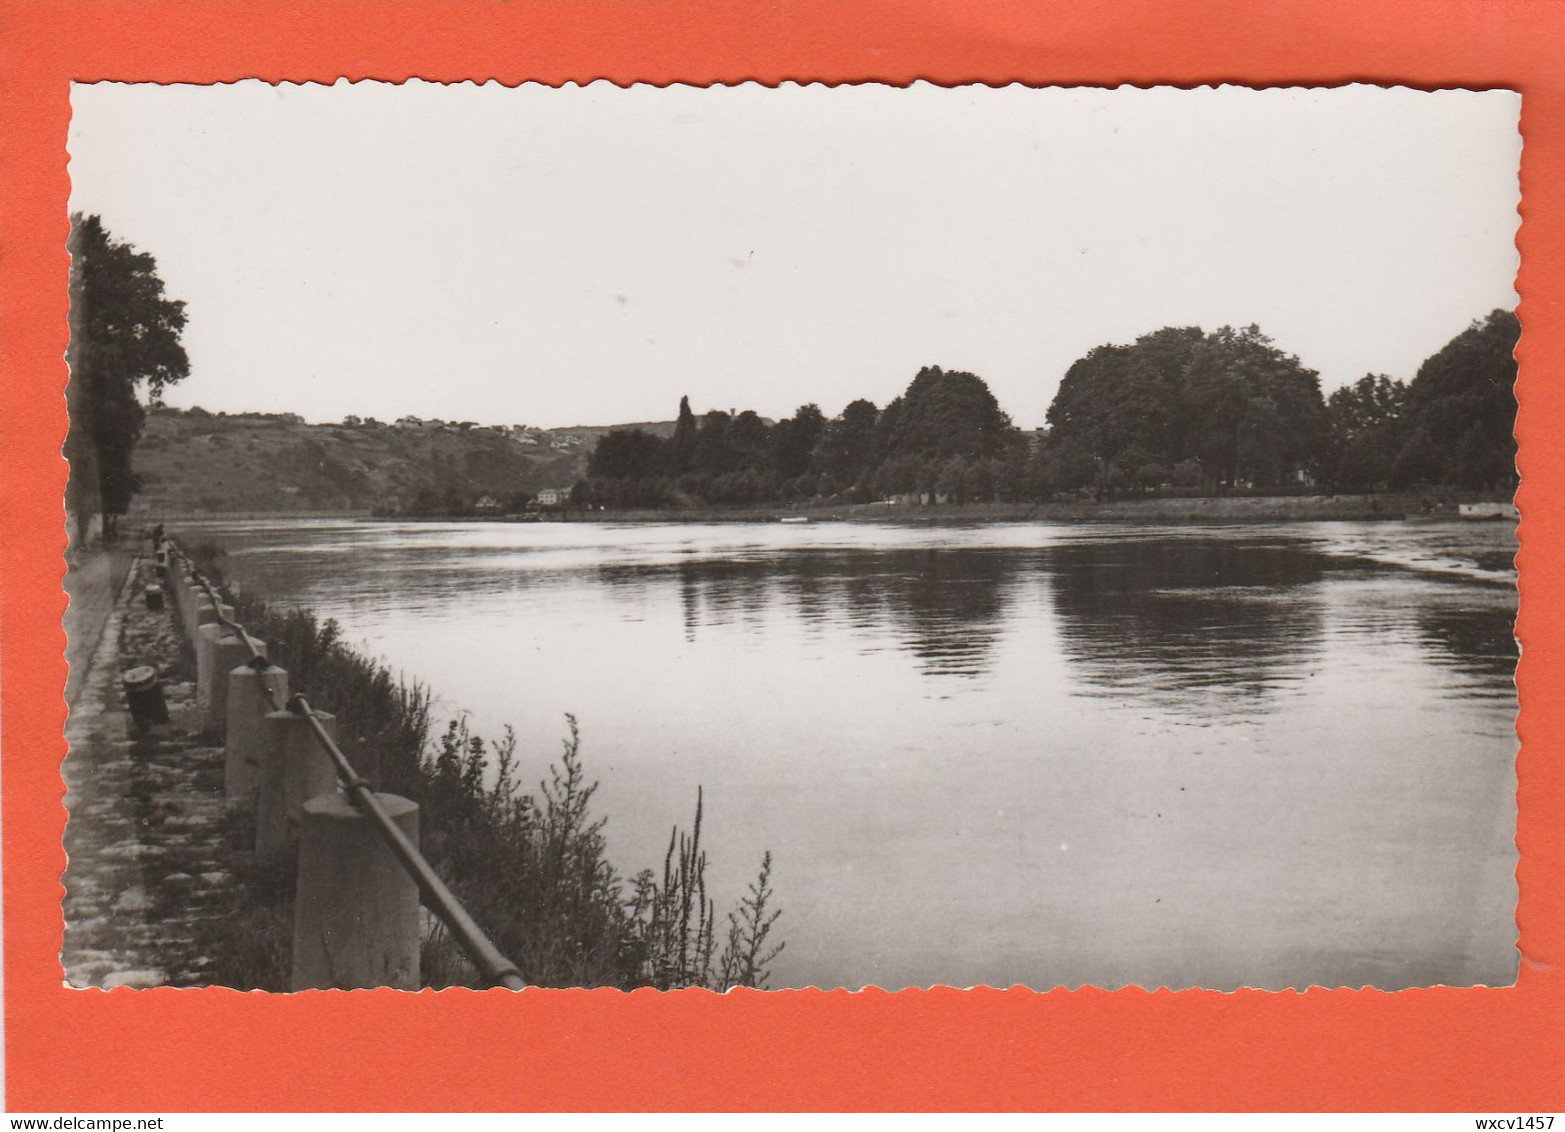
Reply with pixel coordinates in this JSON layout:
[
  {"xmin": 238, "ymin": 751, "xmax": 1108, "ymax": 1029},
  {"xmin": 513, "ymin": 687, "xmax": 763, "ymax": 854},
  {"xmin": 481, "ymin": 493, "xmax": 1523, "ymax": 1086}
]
[
  {"xmin": 61, "ymin": 551, "xmax": 234, "ymax": 988},
  {"xmin": 63, "ymin": 547, "xmax": 135, "ymax": 707}
]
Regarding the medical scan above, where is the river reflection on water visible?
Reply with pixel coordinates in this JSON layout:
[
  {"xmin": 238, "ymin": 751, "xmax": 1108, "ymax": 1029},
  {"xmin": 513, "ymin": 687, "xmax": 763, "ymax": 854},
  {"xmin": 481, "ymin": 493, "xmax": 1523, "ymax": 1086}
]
[{"xmin": 187, "ymin": 518, "xmax": 1518, "ymax": 990}]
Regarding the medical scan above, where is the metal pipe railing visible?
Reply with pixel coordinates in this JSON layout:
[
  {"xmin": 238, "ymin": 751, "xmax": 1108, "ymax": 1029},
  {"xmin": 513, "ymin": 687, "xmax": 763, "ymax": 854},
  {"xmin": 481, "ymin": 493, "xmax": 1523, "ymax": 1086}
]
[
  {"xmin": 290, "ymin": 692, "xmax": 527, "ymax": 991},
  {"xmin": 177, "ymin": 554, "xmax": 282, "ymax": 707},
  {"xmin": 164, "ymin": 539, "xmax": 527, "ymax": 990}
]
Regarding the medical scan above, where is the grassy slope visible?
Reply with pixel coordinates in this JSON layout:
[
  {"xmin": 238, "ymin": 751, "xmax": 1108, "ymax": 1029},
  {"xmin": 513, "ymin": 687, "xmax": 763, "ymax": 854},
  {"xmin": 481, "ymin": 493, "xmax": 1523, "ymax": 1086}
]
[{"xmin": 132, "ymin": 409, "xmax": 586, "ymax": 513}]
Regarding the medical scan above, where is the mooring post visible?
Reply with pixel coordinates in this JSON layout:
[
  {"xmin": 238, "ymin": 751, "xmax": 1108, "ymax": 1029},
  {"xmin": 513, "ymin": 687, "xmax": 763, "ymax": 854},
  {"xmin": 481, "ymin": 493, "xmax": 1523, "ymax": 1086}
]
[
  {"xmin": 225, "ymin": 663, "xmax": 289, "ymax": 800},
  {"xmin": 176, "ymin": 567, "xmax": 193, "ymax": 613},
  {"xmin": 292, "ymin": 791, "xmax": 421, "ymax": 991},
  {"xmin": 185, "ymin": 590, "xmax": 213, "ymax": 642},
  {"xmin": 159, "ymin": 557, "xmax": 178, "ymax": 611},
  {"xmin": 257, "ymin": 709, "xmax": 338, "ymax": 857},
  {"xmin": 174, "ymin": 574, "xmax": 192, "ymax": 625},
  {"xmin": 192, "ymin": 605, "xmax": 237, "ymax": 713},
  {"xmin": 201, "ymin": 631, "xmax": 266, "ymax": 735}
]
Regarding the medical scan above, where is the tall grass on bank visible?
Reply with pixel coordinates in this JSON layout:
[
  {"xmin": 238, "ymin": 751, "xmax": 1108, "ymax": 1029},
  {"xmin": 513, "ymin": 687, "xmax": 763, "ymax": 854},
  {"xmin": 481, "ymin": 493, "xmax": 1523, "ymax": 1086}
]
[{"xmin": 192, "ymin": 544, "xmax": 783, "ymax": 989}]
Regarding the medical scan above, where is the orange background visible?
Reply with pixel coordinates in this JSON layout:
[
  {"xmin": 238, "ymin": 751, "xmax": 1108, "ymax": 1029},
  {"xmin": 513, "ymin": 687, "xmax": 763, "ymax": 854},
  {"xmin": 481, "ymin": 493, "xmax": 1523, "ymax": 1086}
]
[{"xmin": 2, "ymin": 0, "xmax": 1561, "ymax": 1112}]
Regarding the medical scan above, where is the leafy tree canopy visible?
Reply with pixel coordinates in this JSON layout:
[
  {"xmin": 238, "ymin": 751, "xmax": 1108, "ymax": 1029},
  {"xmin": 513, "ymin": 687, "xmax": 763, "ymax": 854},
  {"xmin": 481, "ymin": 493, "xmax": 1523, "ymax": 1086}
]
[
  {"xmin": 1394, "ymin": 308, "xmax": 1517, "ymax": 490},
  {"xmin": 1048, "ymin": 324, "xmax": 1326, "ymax": 490},
  {"xmin": 883, "ymin": 366, "xmax": 1019, "ymax": 462},
  {"xmin": 66, "ymin": 213, "xmax": 189, "ymax": 540},
  {"xmin": 588, "ymin": 428, "xmax": 665, "ymax": 480}
]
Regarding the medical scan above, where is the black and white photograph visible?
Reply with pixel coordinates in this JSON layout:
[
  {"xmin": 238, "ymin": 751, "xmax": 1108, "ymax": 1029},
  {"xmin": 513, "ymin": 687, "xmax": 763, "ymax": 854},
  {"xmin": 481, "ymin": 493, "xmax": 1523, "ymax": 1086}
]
[{"xmin": 60, "ymin": 81, "xmax": 1521, "ymax": 994}]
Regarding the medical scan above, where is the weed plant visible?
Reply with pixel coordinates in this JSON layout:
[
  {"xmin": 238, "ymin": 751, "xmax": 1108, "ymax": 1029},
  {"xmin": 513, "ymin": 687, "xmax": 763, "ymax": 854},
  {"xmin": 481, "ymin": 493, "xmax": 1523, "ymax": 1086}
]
[{"xmin": 191, "ymin": 545, "xmax": 783, "ymax": 990}]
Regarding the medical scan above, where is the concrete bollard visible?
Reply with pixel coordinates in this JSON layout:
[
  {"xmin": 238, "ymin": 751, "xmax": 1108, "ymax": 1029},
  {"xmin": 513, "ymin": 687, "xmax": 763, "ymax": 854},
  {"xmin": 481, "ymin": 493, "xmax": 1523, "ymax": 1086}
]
[
  {"xmin": 225, "ymin": 663, "xmax": 289, "ymax": 800},
  {"xmin": 292, "ymin": 792, "xmax": 420, "ymax": 991},
  {"xmin": 199, "ymin": 631, "xmax": 266, "ymax": 735},
  {"xmin": 184, "ymin": 589, "xmax": 210, "ymax": 641},
  {"xmin": 192, "ymin": 605, "xmax": 238, "ymax": 681},
  {"xmin": 257, "ymin": 709, "xmax": 339, "ymax": 857},
  {"xmin": 190, "ymin": 596, "xmax": 231, "ymax": 650},
  {"xmin": 193, "ymin": 611, "xmax": 239, "ymax": 707}
]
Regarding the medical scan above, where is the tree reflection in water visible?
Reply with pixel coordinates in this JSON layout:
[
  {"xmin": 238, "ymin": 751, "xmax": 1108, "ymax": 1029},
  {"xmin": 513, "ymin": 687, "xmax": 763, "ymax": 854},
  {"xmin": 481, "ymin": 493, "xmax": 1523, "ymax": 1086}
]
[
  {"xmin": 603, "ymin": 538, "xmax": 1340, "ymax": 704},
  {"xmin": 602, "ymin": 548, "xmax": 1016, "ymax": 678},
  {"xmin": 1416, "ymin": 600, "xmax": 1518, "ymax": 689},
  {"xmin": 1044, "ymin": 537, "xmax": 1328, "ymax": 710}
]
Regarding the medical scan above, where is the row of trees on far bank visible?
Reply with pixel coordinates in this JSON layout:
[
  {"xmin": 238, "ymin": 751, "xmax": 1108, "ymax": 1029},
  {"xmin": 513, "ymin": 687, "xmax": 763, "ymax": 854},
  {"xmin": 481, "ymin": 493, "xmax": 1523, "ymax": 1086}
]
[
  {"xmin": 578, "ymin": 311, "xmax": 1519, "ymax": 509},
  {"xmin": 65, "ymin": 213, "xmax": 1518, "ymax": 529},
  {"xmin": 583, "ymin": 366, "xmax": 1027, "ymax": 509},
  {"xmin": 1325, "ymin": 310, "xmax": 1519, "ymax": 492}
]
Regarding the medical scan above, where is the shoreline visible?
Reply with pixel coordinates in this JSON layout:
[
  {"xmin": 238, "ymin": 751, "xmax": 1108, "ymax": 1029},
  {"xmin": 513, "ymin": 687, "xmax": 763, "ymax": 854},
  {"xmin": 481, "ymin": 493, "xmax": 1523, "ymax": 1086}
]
[
  {"xmin": 579, "ymin": 495, "xmax": 1435, "ymax": 525},
  {"xmin": 146, "ymin": 492, "xmax": 1508, "ymax": 527}
]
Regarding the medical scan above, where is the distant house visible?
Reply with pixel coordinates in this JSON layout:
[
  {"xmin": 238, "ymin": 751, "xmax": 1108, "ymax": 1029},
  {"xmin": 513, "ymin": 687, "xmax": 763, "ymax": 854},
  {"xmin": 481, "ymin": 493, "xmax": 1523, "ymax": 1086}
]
[
  {"xmin": 536, "ymin": 487, "xmax": 568, "ymax": 507},
  {"xmin": 475, "ymin": 494, "xmax": 503, "ymax": 512},
  {"xmin": 394, "ymin": 416, "xmax": 424, "ymax": 429}
]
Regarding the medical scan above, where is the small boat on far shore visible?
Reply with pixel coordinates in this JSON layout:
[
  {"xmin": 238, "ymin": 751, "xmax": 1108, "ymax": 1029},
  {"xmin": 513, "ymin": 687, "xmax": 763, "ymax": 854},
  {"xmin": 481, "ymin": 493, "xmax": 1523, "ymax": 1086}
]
[
  {"xmin": 778, "ymin": 515, "xmax": 809, "ymax": 524},
  {"xmin": 1458, "ymin": 501, "xmax": 1518, "ymax": 521}
]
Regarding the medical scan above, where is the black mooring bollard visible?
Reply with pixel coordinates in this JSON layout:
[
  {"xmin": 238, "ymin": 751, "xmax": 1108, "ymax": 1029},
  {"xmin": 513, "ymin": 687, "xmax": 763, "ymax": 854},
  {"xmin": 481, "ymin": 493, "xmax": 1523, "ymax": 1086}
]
[
  {"xmin": 122, "ymin": 666, "xmax": 170, "ymax": 731},
  {"xmin": 144, "ymin": 584, "xmax": 164, "ymax": 611}
]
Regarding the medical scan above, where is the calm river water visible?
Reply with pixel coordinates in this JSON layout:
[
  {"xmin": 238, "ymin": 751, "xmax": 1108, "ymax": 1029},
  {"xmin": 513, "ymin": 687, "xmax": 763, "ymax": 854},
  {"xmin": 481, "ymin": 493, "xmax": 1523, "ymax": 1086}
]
[{"xmin": 185, "ymin": 517, "xmax": 1518, "ymax": 991}]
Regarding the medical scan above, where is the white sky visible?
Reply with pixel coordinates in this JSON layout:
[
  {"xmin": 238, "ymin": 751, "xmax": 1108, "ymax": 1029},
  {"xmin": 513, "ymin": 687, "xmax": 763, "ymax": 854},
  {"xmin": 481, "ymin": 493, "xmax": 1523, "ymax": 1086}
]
[{"xmin": 67, "ymin": 82, "xmax": 1520, "ymax": 429}]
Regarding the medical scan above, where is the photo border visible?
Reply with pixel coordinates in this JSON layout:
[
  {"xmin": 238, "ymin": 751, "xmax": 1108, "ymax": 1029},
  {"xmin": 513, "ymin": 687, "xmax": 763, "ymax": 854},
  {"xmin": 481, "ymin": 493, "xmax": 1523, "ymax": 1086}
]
[{"xmin": 1, "ymin": 0, "xmax": 1560, "ymax": 1111}]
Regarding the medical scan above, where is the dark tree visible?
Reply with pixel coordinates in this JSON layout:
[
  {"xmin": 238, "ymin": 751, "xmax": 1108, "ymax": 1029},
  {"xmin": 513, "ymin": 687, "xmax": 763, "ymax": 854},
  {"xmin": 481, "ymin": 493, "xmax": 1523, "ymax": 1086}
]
[
  {"xmin": 815, "ymin": 398, "xmax": 880, "ymax": 491},
  {"xmin": 1039, "ymin": 434, "xmax": 1097, "ymax": 496},
  {"xmin": 65, "ymin": 214, "xmax": 189, "ymax": 544},
  {"xmin": 588, "ymin": 428, "xmax": 666, "ymax": 480},
  {"xmin": 1046, "ymin": 327, "xmax": 1204, "ymax": 476},
  {"xmin": 772, "ymin": 403, "xmax": 827, "ymax": 480},
  {"xmin": 1390, "ymin": 423, "xmax": 1442, "ymax": 488},
  {"xmin": 1046, "ymin": 325, "xmax": 1324, "ymax": 493},
  {"xmin": 694, "ymin": 410, "xmax": 738, "ymax": 477},
  {"xmin": 1394, "ymin": 309, "xmax": 1518, "ymax": 490},
  {"xmin": 1180, "ymin": 326, "xmax": 1326, "ymax": 489},
  {"xmin": 729, "ymin": 410, "xmax": 772, "ymax": 470},
  {"xmin": 669, "ymin": 395, "xmax": 698, "ymax": 474},
  {"xmin": 883, "ymin": 367, "xmax": 1018, "ymax": 462},
  {"xmin": 1047, "ymin": 348, "xmax": 1179, "ymax": 473},
  {"xmin": 1326, "ymin": 374, "xmax": 1409, "ymax": 490}
]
